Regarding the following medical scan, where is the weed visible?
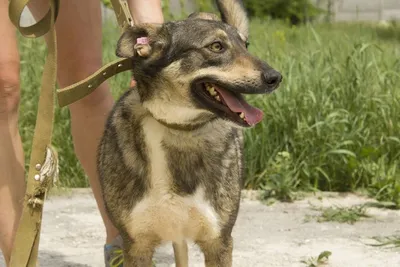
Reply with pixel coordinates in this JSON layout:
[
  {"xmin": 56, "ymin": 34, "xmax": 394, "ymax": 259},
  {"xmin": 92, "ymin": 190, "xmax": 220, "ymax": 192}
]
[
  {"xmin": 258, "ymin": 151, "xmax": 299, "ymax": 202},
  {"xmin": 369, "ymin": 236, "xmax": 400, "ymax": 248},
  {"xmin": 308, "ymin": 204, "xmax": 370, "ymax": 224},
  {"xmin": 301, "ymin": 250, "xmax": 332, "ymax": 267},
  {"xmin": 363, "ymin": 201, "xmax": 400, "ymax": 210}
]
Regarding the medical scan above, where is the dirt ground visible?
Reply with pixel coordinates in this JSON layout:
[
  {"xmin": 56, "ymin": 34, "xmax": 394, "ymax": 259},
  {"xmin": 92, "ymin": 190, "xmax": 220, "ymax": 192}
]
[{"xmin": 1, "ymin": 189, "xmax": 399, "ymax": 267}]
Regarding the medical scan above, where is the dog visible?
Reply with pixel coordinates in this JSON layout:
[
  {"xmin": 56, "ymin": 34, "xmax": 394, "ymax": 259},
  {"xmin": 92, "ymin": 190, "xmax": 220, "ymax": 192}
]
[{"xmin": 97, "ymin": 0, "xmax": 282, "ymax": 266}]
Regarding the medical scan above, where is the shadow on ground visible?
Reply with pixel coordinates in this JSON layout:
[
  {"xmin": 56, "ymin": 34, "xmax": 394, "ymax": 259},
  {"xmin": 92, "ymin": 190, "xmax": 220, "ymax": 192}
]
[
  {"xmin": 0, "ymin": 250, "xmax": 90, "ymax": 267},
  {"xmin": 1, "ymin": 249, "xmax": 177, "ymax": 267},
  {"xmin": 38, "ymin": 250, "xmax": 91, "ymax": 267}
]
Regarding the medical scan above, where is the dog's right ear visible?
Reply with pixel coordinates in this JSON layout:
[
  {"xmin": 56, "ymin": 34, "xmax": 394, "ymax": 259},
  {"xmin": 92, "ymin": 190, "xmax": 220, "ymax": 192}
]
[{"xmin": 116, "ymin": 23, "xmax": 165, "ymax": 59}]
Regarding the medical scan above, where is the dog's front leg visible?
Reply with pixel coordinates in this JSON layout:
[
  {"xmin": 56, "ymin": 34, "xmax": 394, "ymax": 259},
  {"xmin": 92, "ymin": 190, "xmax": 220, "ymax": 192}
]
[
  {"xmin": 122, "ymin": 235, "xmax": 159, "ymax": 267},
  {"xmin": 173, "ymin": 241, "xmax": 189, "ymax": 267},
  {"xmin": 197, "ymin": 236, "xmax": 233, "ymax": 267}
]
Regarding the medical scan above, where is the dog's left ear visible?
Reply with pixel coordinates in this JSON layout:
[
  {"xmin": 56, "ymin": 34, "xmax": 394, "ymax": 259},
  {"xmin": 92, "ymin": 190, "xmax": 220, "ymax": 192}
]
[
  {"xmin": 216, "ymin": 0, "xmax": 249, "ymax": 40},
  {"xmin": 116, "ymin": 23, "xmax": 166, "ymax": 59},
  {"xmin": 187, "ymin": 12, "xmax": 220, "ymax": 21}
]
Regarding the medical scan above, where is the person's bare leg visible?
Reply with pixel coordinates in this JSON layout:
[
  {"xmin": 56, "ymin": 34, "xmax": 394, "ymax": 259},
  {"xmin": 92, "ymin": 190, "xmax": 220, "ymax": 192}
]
[
  {"xmin": 128, "ymin": 0, "xmax": 164, "ymax": 24},
  {"xmin": 29, "ymin": 0, "xmax": 118, "ymax": 242},
  {"xmin": 0, "ymin": 0, "xmax": 26, "ymax": 264}
]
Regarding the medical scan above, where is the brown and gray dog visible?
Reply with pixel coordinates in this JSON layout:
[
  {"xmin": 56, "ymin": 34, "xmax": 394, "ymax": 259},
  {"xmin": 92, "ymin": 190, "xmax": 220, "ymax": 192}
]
[{"xmin": 97, "ymin": 0, "xmax": 282, "ymax": 266}]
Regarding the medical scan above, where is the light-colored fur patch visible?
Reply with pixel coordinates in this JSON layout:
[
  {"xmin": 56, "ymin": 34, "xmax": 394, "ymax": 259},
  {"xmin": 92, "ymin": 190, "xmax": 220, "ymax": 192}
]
[
  {"xmin": 125, "ymin": 116, "xmax": 221, "ymax": 243},
  {"xmin": 162, "ymin": 59, "xmax": 261, "ymax": 91},
  {"xmin": 188, "ymin": 66, "xmax": 261, "ymax": 86}
]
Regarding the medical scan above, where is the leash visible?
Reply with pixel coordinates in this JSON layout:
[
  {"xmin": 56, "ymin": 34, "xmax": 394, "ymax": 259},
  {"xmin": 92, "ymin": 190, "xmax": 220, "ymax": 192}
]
[
  {"xmin": 7, "ymin": 0, "xmax": 133, "ymax": 266},
  {"xmin": 8, "ymin": 1, "xmax": 59, "ymax": 266}
]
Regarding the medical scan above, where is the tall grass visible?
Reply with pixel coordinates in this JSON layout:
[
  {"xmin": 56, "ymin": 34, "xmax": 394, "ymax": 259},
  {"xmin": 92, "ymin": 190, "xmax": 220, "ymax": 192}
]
[
  {"xmin": 244, "ymin": 20, "xmax": 400, "ymax": 204},
  {"xmin": 17, "ymin": 19, "xmax": 400, "ymax": 204}
]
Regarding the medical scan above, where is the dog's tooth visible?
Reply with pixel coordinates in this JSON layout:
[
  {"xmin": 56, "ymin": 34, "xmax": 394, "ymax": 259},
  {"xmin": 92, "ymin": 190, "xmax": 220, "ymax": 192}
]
[
  {"xmin": 205, "ymin": 83, "xmax": 218, "ymax": 96},
  {"xmin": 209, "ymin": 88, "xmax": 217, "ymax": 96},
  {"xmin": 239, "ymin": 112, "xmax": 245, "ymax": 119},
  {"xmin": 215, "ymin": 95, "xmax": 221, "ymax": 102}
]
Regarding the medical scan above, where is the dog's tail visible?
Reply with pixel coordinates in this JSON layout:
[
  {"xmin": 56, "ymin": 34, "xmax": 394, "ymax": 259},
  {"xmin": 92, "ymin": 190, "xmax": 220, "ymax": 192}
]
[
  {"xmin": 215, "ymin": 0, "xmax": 249, "ymax": 39},
  {"xmin": 173, "ymin": 241, "xmax": 189, "ymax": 267}
]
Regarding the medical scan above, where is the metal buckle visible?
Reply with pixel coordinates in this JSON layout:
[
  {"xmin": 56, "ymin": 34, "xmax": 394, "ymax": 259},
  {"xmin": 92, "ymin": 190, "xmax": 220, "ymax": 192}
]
[{"xmin": 119, "ymin": 0, "xmax": 133, "ymax": 27}]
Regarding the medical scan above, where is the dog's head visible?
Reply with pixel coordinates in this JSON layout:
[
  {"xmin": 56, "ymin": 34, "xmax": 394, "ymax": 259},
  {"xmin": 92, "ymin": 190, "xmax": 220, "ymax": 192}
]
[{"xmin": 116, "ymin": 0, "xmax": 282, "ymax": 128}]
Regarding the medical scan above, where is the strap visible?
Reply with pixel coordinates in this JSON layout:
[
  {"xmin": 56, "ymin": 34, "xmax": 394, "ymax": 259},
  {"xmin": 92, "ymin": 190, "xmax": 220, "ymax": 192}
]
[
  {"xmin": 8, "ymin": 0, "xmax": 59, "ymax": 38},
  {"xmin": 8, "ymin": 1, "xmax": 59, "ymax": 266},
  {"xmin": 57, "ymin": 58, "xmax": 132, "ymax": 107}
]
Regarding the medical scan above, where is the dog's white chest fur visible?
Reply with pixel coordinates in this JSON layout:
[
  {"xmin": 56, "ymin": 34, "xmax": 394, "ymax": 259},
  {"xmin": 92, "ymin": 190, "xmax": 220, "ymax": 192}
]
[{"xmin": 125, "ymin": 117, "xmax": 220, "ymax": 243}]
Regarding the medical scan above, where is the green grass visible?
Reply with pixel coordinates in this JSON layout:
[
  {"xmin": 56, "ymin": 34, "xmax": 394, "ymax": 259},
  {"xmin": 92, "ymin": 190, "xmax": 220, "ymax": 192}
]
[
  {"xmin": 243, "ymin": 20, "xmax": 400, "ymax": 205},
  {"xmin": 17, "ymin": 18, "xmax": 400, "ymax": 203},
  {"xmin": 369, "ymin": 235, "xmax": 400, "ymax": 248},
  {"xmin": 309, "ymin": 204, "xmax": 370, "ymax": 224},
  {"xmin": 300, "ymin": 250, "xmax": 332, "ymax": 267}
]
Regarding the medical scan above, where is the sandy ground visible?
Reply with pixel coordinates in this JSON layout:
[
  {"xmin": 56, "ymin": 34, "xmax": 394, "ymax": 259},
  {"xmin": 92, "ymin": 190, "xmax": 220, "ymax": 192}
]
[{"xmin": 1, "ymin": 189, "xmax": 399, "ymax": 267}]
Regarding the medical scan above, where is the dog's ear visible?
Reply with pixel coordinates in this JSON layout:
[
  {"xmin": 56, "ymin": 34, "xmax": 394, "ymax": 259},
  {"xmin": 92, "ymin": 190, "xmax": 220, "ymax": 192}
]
[
  {"xmin": 116, "ymin": 23, "xmax": 166, "ymax": 59},
  {"xmin": 187, "ymin": 12, "xmax": 220, "ymax": 21},
  {"xmin": 215, "ymin": 0, "xmax": 249, "ymax": 40}
]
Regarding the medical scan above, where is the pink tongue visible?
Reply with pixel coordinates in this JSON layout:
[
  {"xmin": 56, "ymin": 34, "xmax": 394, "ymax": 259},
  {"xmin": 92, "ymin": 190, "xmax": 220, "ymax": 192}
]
[{"xmin": 214, "ymin": 87, "xmax": 264, "ymax": 125}]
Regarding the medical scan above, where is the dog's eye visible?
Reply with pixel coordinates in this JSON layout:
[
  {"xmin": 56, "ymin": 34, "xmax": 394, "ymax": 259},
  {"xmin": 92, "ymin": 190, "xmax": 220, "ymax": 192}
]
[{"xmin": 209, "ymin": 42, "xmax": 224, "ymax": 52}]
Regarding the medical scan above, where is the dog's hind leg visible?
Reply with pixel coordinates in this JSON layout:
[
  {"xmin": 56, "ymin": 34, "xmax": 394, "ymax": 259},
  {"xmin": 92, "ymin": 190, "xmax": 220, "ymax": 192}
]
[
  {"xmin": 122, "ymin": 234, "xmax": 160, "ymax": 267},
  {"xmin": 197, "ymin": 236, "xmax": 233, "ymax": 267},
  {"xmin": 173, "ymin": 241, "xmax": 189, "ymax": 267}
]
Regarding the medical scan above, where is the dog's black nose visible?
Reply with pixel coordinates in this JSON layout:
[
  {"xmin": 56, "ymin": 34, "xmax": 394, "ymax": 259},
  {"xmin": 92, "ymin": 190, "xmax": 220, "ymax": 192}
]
[{"xmin": 263, "ymin": 69, "xmax": 282, "ymax": 89}]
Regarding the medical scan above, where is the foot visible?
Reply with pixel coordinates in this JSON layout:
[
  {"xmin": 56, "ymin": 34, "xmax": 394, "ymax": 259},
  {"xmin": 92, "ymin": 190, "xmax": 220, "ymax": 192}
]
[
  {"xmin": 104, "ymin": 235, "xmax": 157, "ymax": 266},
  {"xmin": 104, "ymin": 235, "xmax": 124, "ymax": 267}
]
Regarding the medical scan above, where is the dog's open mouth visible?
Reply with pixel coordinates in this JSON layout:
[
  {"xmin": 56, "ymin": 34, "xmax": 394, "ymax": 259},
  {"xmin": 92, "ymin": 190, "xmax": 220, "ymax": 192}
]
[{"xmin": 194, "ymin": 82, "xmax": 264, "ymax": 127}]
